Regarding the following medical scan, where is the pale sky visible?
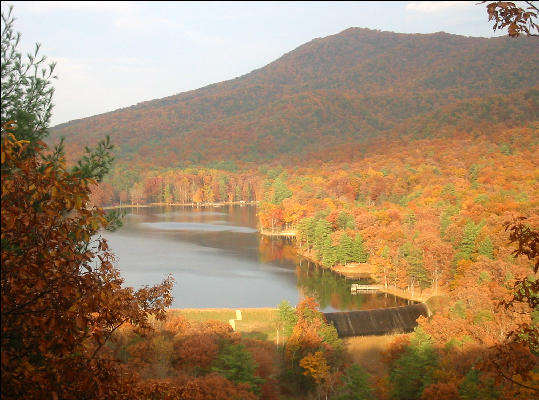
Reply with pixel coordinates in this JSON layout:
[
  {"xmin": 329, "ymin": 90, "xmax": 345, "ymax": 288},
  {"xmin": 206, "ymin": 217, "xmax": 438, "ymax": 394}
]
[{"xmin": 5, "ymin": 1, "xmax": 503, "ymax": 126}]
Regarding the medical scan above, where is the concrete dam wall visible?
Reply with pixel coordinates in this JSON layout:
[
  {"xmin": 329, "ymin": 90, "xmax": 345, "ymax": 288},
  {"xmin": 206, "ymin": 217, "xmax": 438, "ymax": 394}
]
[{"xmin": 324, "ymin": 303, "xmax": 430, "ymax": 337}]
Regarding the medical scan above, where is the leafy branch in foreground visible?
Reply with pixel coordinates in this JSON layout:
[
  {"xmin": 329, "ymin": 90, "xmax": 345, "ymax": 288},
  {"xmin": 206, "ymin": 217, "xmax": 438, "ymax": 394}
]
[
  {"xmin": 482, "ymin": 1, "xmax": 539, "ymax": 37},
  {"xmin": 1, "ymin": 6, "xmax": 175, "ymax": 398}
]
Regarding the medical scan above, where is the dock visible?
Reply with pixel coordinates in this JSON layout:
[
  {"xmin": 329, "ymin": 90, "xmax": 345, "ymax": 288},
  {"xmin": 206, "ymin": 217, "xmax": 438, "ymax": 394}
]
[{"xmin": 351, "ymin": 284, "xmax": 383, "ymax": 294}]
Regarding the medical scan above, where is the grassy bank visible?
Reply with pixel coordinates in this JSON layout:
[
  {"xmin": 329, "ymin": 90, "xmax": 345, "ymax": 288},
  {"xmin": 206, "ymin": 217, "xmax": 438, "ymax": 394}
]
[
  {"xmin": 167, "ymin": 308, "xmax": 409, "ymax": 377},
  {"xmin": 168, "ymin": 308, "xmax": 279, "ymax": 341},
  {"xmin": 343, "ymin": 333, "xmax": 406, "ymax": 376}
]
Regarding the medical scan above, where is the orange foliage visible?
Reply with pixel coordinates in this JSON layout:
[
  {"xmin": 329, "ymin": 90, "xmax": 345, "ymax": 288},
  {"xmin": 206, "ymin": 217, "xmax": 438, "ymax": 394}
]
[{"xmin": 1, "ymin": 132, "xmax": 173, "ymax": 398}]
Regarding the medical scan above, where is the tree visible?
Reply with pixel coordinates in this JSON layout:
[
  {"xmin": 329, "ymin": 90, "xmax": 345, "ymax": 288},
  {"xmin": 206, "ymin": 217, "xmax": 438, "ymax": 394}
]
[
  {"xmin": 321, "ymin": 235, "xmax": 338, "ymax": 267},
  {"xmin": 335, "ymin": 364, "xmax": 373, "ymax": 400},
  {"xmin": 299, "ymin": 351, "xmax": 330, "ymax": 385},
  {"xmin": 478, "ymin": 236, "xmax": 495, "ymax": 259},
  {"xmin": 483, "ymin": 1, "xmax": 539, "ymax": 37},
  {"xmin": 504, "ymin": 216, "xmax": 539, "ymax": 272},
  {"xmin": 400, "ymin": 242, "xmax": 429, "ymax": 294},
  {"xmin": 352, "ymin": 233, "xmax": 369, "ymax": 263},
  {"xmin": 336, "ymin": 211, "xmax": 355, "ymax": 230},
  {"xmin": 482, "ymin": 217, "xmax": 539, "ymax": 393},
  {"xmin": 313, "ymin": 218, "xmax": 332, "ymax": 253},
  {"xmin": 337, "ymin": 233, "xmax": 354, "ymax": 265},
  {"xmin": 476, "ymin": 4, "xmax": 539, "ymax": 390},
  {"xmin": 454, "ymin": 221, "xmax": 485, "ymax": 264},
  {"xmin": 1, "ymin": 6, "xmax": 56, "ymax": 146},
  {"xmin": 211, "ymin": 343, "xmax": 264, "ymax": 394},
  {"xmin": 277, "ymin": 300, "xmax": 298, "ymax": 338},
  {"xmin": 283, "ymin": 298, "xmax": 342, "ymax": 394},
  {"xmin": 388, "ymin": 328, "xmax": 438, "ymax": 400},
  {"xmin": 1, "ymin": 8, "xmax": 174, "ymax": 398},
  {"xmin": 271, "ymin": 176, "xmax": 292, "ymax": 205}
]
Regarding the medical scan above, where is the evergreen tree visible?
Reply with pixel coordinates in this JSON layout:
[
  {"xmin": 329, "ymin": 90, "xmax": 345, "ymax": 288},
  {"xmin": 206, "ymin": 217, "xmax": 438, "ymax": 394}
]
[
  {"xmin": 321, "ymin": 235, "xmax": 338, "ymax": 267},
  {"xmin": 478, "ymin": 236, "xmax": 494, "ymax": 259},
  {"xmin": 389, "ymin": 328, "xmax": 438, "ymax": 400},
  {"xmin": 278, "ymin": 300, "xmax": 298, "ymax": 337},
  {"xmin": 381, "ymin": 245, "xmax": 389, "ymax": 259},
  {"xmin": 352, "ymin": 233, "xmax": 369, "ymax": 263},
  {"xmin": 163, "ymin": 182, "xmax": 172, "ymax": 203},
  {"xmin": 440, "ymin": 205, "xmax": 459, "ymax": 241},
  {"xmin": 1, "ymin": 5, "xmax": 56, "ymax": 148},
  {"xmin": 306, "ymin": 217, "xmax": 318, "ymax": 246},
  {"xmin": 400, "ymin": 242, "xmax": 429, "ymax": 289},
  {"xmin": 313, "ymin": 218, "xmax": 332, "ymax": 253},
  {"xmin": 336, "ymin": 364, "xmax": 373, "ymax": 400},
  {"xmin": 404, "ymin": 211, "xmax": 416, "ymax": 228},
  {"xmin": 459, "ymin": 369, "xmax": 500, "ymax": 400},
  {"xmin": 218, "ymin": 175, "xmax": 228, "ymax": 200},
  {"xmin": 211, "ymin": 343, "xmax": 264, "ymax": 394},
  {"xmin": 298, "ymin": 216, "xmax": 316, "ymax": 248},
  {"xmin": 337, "ymin": 233, "xmax": 354, "ymax": 265},
  {"xmin": 454, "ymin": 220, "xmax": 485, "ymax": 263},
  {"xmin": 440, "ymin": 212, "xmax": 451, "ymax": 240},
  {"xmin": 336, "ymin": 211, "xmax": 355, "ymax": 230},
  {"xmin": 271, "ymin": 176, "xmax": 292, "ymax": 205}
]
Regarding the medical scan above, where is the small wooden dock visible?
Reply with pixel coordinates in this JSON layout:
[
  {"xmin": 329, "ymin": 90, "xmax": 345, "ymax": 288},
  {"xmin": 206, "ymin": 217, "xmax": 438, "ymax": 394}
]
[{"xmin": 351, "ymin": 284, "xmax": 383, "ymax": 294}]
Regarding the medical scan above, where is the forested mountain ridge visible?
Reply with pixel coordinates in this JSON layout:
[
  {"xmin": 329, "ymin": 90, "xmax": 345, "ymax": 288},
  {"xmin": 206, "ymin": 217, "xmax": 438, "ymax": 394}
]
[{"xmin": 49, "ymin": 28, "xmax": 539, "ymax": 167}]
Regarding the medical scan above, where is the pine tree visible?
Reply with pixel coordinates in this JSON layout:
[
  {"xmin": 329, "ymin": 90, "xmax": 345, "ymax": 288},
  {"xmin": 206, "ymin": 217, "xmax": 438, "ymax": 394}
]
[
  {"xmin": 352, "ymin": 233, "xmax": 369, "ymax": 263},
  {"xmin": 321, "ymin": 235, "xmax": 338, "ymax": 267},
  {"xmin": 271, "ymin": 176, "xmax": 292, "ymax": 205},
  {"xmin": 211, "ymin": 343, "xmax": 264, "ymax": 394},
  {"xmin": 338, "ymin": 233, "xmax": 354, "ymax": 265},
  {"xmin": 336, "ymin": 364, "xmax": 373, "ymax": 400},
  {"xmin": 404, "ymin": 211, "xmax": 416, "ymax": 228},
  {"xmin": 389, "ymin": 328, "xmax": 438, "ymax": 400},
  {"xmin": 336, "ymin": 211, "xmax": 355, "ymax": 230},
  {"xmin": 478, "ymin": 236, "xmax": 494, "ymax": 259},
  {"xmin": 1, "ymin": 5, "xmax": 56, "ymax": 147},
  {"xmin": 400, "ymin": 242, "xmax": 429, "ymax": 289},
  {"xmin": 313, "ymin": 218, "xmax": 332, "ymax": 253},
  {"xmin": 298, "ymin": 216, "xmax": 316, "ymax": 248},
  {"xmin": 278, "ymin": 300, "xmax": 298, "ymax": 337},
  {"xmin": 454, "ymin": 220, "xmax": 485, "ymax": 263}
]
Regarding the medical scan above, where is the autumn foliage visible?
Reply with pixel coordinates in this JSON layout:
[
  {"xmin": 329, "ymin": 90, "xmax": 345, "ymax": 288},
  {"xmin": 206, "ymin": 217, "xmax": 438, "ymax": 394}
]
[
  {"xmin": 49, "ymin": 27, "xmax": 539, "ymax": 170},
  {"xmin": 2, "ymin": 2, "xmax": 538, "ymax": 398},
  {"xmin": 1, "ymin": 128, "xmax": 175, "ymax": 398}
]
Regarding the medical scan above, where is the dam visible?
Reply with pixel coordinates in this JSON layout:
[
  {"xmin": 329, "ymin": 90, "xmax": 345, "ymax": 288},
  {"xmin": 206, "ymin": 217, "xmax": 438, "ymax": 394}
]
[{"xmin": 324, "ymin": 303, "xmax": 430, "ymax": 337}]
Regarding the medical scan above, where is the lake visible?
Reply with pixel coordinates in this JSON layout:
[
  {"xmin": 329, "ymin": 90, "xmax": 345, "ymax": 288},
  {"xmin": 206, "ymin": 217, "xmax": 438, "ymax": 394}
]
[{"xmin": 103, "ymin": 205, "xmax": 412, "ymax": 312}]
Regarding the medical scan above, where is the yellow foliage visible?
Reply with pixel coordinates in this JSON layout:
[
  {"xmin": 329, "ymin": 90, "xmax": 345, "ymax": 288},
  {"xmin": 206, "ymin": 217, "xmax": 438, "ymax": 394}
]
[{"xmin": 299, "ymin": 351, "xmax": 329, "ymax": 384}]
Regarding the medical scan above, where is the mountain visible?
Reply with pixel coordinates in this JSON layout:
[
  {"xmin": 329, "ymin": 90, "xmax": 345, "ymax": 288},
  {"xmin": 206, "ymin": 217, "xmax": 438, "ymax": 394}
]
[{"xmin": 49, "ymin": 28, "xmax": 539, "ymax": 168}]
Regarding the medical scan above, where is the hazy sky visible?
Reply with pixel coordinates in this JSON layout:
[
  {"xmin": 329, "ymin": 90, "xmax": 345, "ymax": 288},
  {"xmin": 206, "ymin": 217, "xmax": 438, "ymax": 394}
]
[{"xmin": 5, "ymin": 1, "xmax": 503, "ymax": 126}]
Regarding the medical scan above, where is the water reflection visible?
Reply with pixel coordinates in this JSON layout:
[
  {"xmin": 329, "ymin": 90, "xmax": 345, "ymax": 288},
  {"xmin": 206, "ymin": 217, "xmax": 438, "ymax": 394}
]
[
  {"xmin": 140, "ymin": 222, "xmax": 257, "ymax": 233},
  {"xmin": 259, "ymin": 235, "xmax": 412, "ymax": 311},
  {"xmin": 105, "ymin": 205, "xmax": 410, "ymax": 311}
]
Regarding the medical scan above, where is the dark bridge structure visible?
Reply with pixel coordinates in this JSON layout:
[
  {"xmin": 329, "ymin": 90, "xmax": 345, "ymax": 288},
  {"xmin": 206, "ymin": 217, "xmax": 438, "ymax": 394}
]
[{"xmin": 324, "ymin": 303, "xmax": 430, "ymax": 337}]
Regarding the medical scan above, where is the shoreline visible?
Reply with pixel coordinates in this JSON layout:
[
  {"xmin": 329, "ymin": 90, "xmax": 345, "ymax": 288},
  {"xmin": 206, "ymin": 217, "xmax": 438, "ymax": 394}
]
[
  {"xmin": 103, "ymin": 202, "xmax": 434, "ymax": 304},
  {"xmin": 102, "ymin": 200, "xmax": 259, "ymax": 210},
  {"xmin": 259, "ymin": 233, "xmax": 435, "ymax": 304},
  {"xmin": 167, "ymin": 307, "xmax": 277, "ymax": 312},
  {"xmin": 259, "ymin": 228, "xmax": 297, "ymax": 237}
]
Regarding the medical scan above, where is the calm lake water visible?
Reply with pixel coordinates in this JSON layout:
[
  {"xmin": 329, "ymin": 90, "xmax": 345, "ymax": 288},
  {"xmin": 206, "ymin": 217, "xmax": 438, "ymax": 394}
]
[{"xmin": 103, "ymin": 205, "xmax": 412, "ymax": 312}]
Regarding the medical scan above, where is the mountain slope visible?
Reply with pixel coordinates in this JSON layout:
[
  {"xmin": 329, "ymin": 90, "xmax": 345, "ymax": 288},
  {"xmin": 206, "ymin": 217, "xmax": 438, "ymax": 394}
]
[{"xmin": 50, "ymin": 28, "xmax": 539, "ymax": 167}]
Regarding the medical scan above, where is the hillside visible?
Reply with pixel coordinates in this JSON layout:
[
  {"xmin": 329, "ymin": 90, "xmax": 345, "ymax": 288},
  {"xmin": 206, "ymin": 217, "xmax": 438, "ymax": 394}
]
[{"xmin": 50, "ymin": 28, "xmax": 539, "ymax": 167}]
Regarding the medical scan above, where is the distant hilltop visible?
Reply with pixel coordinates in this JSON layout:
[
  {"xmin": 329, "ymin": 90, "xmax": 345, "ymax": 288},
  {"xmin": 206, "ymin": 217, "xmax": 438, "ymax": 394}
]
[{"xmin": 50, "ymin": 28, "xmax": 539, "ymax": 168}]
